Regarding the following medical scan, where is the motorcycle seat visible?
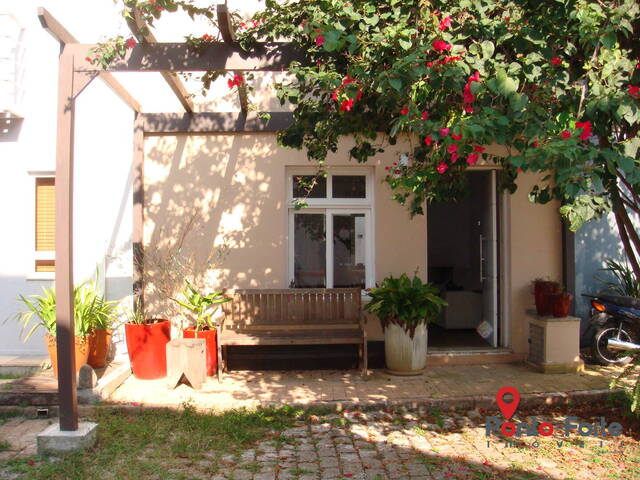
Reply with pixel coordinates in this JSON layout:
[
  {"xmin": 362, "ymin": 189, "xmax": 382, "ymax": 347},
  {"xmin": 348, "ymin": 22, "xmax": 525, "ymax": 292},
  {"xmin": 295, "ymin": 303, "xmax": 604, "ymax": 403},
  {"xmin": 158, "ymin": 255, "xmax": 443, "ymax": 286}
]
[{"xmin": 598, "ymin": 294, "xmax": 640, "ymax": 310}]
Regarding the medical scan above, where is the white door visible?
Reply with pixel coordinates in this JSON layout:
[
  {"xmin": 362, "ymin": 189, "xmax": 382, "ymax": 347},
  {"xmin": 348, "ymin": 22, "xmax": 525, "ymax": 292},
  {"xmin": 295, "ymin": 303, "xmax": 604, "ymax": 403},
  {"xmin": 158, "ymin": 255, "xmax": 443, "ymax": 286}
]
[{"xmin": 481, "ymin": 170, "xmax": 499, "ymax": 347}]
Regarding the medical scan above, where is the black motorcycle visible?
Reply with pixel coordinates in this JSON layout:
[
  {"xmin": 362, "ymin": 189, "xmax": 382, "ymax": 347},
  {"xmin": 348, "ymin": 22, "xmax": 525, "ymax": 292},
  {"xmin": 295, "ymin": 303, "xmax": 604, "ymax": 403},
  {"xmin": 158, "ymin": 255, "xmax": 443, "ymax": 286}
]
[{"xmin": 583, "ymin": 294, "xmax": 640, "ymax": 365}]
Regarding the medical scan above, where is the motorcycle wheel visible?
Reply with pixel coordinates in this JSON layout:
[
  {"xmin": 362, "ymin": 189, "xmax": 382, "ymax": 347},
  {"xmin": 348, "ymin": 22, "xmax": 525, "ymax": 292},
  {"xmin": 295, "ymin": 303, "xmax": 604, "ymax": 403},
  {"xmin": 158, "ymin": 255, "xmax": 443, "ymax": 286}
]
[{"xmin": 591, "ymin": 323, "xmax": 634, "ymax": 366}]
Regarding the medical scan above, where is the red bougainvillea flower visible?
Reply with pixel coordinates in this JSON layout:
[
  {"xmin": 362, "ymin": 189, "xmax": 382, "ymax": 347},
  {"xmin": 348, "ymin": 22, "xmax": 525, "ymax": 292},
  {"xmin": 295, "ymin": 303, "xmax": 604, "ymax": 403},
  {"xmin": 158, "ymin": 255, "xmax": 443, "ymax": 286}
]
[
  {"xmin": 400, "ymin": 106, "xmax": 409, "ymax": 115},
  {"xmin": 532, "ymin": 141, "xmax": 540, "ymax": 147},
  {"xmin": 437, "ymin": 162, "xmax": 448, "ymax": 174},
  {"xmin": 421, "ymin": 111, "xmax": 429, "ymax": 120},
  {"xmin": 395, "ymin": 169, "xmax": 401, "ymax": 174},
  {"xmin": 125, "ymin": 37, "xmax": 137, "ymax": 49},
  {"xmin": 629, "ymin": 85, "xmax": 640, "ymax": 98},
  {"xmin": 473, "ymin": 145, "xmax": 485, "ymax": 153},
  {"xmin": 201, "ymin": 34, "xmax": 213, "ymax": 41},
  {"xmin": 342, "ymin": 74, "xmax": 356, "ymax": 85},
  {"xmin": 560, "ymin": 130, "xmax": 572, "ymax": 139},
  {"xmin": 432, "ymin": 39, "xmax": 452, "ymax": 53},
  {"xmin": 339, "ymin": 99, "xmax": 354, "ymax": 112},
  {"xmin": 452, "ymin": 133, "xmax": 462, "ymax": 141},
  {"xmin": 356, "ymin": 89, "xmax": 363, "ymax": 101},
  {"xmin": 331, "ymin": 89, "xmax": 339, "ymax": 101},
  {"xmin": 439, "ymin": 127, "xmax": 450, "ymax": 137},
  {"xmin": 425, "ymin": 61, "xmax": 433, "ymax": 67},
  {"xmin": 550, "ymin": 56, "xmax": 562, "ymax": 66},
  {"xmin": 450, "ymin": 152, "xmax": 459, "ymax": 163},
  {"xmin": 384, "ymin": 166, "xmax": 390, "ymax": 171},
  {"xmin": 447, "ymin": 144, "xmax": 458, "ymax": 153},
  {"xmin": 467, "ymin": 153, "xmax": 479, "ymax": 165},
  {"xmin": 85, "ymin": 56, "xmax": 92, "ymax": 62},
  {"xmin": 424, "ymin": 135, "xmax": 434, "ymax": 146},
  {"xmin": 438, "ymin": 16, "xmax": 452, "ymax": 31},
  {"xmin": 315, "ymin": 35, "xmax": 325, "ymax": 47},
  {"xmin": 440, "ymin": 56, "xmax": 462, "ymax": 64},
  {"xmin": 227, "ymin": 73, "xmax": 244, "ymax": 89},
  {"xmin": 464, "ymin": 106, "xmax": 474, "ymax": 113},
  {"xmin": 575, "ymin": 120, "xmax": 592, "ymax": 141},
  {"xmin": 463, "ymin": 71, "xmax": 481, "ymax": 107}
]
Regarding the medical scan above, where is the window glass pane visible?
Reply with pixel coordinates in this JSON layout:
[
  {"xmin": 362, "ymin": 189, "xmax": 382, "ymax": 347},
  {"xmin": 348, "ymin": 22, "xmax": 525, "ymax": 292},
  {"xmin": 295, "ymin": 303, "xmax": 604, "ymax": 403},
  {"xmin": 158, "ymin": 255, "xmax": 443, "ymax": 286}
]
[
  {"xmin": 293, "ymin": 175, "xmax": 327, "ymax": 198},
  {"xmin": 294, "ymin": 214, "xmax": 326, "ymax": 287},
  {"xmin": 333, "ymin": 214, "xmax": 366, "ymax": 288},
  {"xmin": 35, "ymin": 177, "xmax": 55, "ymax": 251},
  {"xmin": 332, "ymin": 175, "xmax": 366, "ymax": 198}
]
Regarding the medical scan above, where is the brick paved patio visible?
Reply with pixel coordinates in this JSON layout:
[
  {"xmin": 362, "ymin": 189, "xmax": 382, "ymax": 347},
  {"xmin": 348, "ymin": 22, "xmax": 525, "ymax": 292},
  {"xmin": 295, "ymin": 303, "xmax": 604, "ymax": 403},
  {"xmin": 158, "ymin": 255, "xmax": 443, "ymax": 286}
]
[{"xmin": 108, "ymin": 363, "xmax": 624, "ymax": 410}]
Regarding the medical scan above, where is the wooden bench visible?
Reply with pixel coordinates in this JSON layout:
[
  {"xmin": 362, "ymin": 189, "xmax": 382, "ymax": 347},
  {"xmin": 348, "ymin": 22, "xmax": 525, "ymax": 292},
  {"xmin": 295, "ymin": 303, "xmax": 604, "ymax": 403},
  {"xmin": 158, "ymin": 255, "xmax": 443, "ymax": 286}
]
[{"xmin": 217, "ymin": 288, "xmax": 367, "ymax": 380}]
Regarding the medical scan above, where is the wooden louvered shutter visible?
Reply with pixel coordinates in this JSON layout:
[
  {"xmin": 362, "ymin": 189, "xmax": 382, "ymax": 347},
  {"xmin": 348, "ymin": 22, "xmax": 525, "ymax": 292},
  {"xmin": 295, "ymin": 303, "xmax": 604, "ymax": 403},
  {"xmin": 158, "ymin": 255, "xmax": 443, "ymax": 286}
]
[{"xmin": 35, "ymin": 177, "xmax": 55, "ymax": 272}]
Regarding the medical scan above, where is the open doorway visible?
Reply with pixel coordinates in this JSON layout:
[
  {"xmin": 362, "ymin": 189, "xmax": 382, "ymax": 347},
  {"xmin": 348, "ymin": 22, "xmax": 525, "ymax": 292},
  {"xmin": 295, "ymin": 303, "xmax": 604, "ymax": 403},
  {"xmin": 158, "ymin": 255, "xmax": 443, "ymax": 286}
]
[{"xmin": 427, "ymin": 170, "xmax": 500, "ymax": 349}]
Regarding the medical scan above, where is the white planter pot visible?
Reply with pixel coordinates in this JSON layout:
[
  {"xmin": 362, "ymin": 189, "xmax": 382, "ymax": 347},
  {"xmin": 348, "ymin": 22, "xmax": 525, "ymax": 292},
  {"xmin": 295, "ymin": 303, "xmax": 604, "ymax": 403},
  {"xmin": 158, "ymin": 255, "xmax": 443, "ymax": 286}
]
[{"xmin": 384, "ymin": 322, "xmax": 428, "ymax": 375}]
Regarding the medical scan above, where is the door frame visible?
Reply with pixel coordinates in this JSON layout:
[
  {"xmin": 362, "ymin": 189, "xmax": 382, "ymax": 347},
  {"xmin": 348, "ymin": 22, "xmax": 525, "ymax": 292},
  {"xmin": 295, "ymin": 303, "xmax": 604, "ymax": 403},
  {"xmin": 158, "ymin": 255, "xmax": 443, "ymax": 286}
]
[{"xmin": 425, "ymin": 166, "xmax": 511, "ymax": 349}]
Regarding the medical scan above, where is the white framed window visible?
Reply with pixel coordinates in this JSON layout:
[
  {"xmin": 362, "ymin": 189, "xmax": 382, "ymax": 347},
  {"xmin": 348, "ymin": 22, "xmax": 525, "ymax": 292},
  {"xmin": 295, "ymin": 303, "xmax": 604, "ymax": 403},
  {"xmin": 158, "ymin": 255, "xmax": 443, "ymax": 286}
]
[
  {"xmin": 287, "ymin": 168, "xmax": 374, "ymax": 289},
  {"xmin": 28, "ymin": 172, "xmax": 55, "ymax": 279}
]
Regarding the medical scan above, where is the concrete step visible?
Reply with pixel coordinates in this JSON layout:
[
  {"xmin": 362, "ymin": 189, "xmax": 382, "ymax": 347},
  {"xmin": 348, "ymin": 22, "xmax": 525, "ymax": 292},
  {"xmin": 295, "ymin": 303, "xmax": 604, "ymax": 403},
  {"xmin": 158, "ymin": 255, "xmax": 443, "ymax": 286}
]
[
  {"xmin": 0, "ymin": 355, "xmax": 48, "ymax": 376},
  {"xmin": 426, "ymin": 348, "xmax": 524, "ymax": 366}
]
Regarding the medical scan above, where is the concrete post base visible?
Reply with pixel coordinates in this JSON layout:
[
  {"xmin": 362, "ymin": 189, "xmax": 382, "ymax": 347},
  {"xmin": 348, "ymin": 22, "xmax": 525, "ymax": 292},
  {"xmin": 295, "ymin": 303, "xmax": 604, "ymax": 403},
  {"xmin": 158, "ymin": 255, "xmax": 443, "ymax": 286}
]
[{"xmin": 37, "ymin": 422, "xmax": 97, "ymax": 455}]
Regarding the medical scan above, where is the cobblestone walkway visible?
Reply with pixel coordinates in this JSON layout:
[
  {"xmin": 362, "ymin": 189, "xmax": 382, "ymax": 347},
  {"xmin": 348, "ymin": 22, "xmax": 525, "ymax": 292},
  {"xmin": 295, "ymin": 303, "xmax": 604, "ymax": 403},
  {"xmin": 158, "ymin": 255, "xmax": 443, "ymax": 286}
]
[{"xmin": 212, "ymin": 407, "xmax": 636, "ymax": 480}]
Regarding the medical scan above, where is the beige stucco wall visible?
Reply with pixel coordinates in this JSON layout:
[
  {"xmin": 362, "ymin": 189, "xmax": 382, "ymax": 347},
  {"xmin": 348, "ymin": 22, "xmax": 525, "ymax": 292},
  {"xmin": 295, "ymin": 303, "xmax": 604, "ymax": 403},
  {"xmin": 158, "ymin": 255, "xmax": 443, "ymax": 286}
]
[
  {"xmin": 143, "ymin": 134, "xmax": 562, "ymax": 351},
  {"xmin": 143, "ymin": 133, "xmax": 426, "ymax": 326}
]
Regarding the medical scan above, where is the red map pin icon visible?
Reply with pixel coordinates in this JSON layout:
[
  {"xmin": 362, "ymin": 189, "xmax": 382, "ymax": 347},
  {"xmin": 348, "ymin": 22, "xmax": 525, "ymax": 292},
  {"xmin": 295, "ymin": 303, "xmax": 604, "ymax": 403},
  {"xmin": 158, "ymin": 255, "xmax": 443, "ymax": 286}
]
[{"xmin": 496, "ymin": 386, "xmax": 520, "ymax": 420}]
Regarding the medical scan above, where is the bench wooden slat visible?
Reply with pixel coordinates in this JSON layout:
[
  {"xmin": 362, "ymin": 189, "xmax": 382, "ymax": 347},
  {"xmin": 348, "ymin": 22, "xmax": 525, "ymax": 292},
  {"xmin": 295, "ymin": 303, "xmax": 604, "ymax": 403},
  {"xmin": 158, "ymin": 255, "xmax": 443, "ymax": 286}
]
[{"xmin": 217, "ymin": 288, "xmax": 366, "ymax": 380}]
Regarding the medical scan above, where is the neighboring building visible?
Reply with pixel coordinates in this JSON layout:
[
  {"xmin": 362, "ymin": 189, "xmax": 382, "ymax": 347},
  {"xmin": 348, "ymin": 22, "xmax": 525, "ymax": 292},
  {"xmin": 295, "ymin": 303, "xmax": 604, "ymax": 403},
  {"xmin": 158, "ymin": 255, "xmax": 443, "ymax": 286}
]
[{"xmin": 1, "ymin": 1, "xmax": 566, "ymax": 363}]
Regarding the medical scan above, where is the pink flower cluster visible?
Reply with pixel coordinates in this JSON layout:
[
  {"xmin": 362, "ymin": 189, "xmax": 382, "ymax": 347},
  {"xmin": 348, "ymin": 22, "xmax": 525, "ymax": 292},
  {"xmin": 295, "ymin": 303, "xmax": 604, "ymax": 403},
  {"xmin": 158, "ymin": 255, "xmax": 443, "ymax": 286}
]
[{"xmin": 463, "ymin": 71, "xmax": 481, "ymax": 113}]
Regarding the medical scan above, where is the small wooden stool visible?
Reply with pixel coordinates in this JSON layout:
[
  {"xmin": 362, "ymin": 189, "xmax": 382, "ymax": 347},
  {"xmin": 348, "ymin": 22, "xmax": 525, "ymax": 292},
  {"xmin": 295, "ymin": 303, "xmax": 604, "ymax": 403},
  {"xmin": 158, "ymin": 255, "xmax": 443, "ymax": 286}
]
[{"xmin": 166, "ymin": 338, "xmax": 206, "ymax": 390}]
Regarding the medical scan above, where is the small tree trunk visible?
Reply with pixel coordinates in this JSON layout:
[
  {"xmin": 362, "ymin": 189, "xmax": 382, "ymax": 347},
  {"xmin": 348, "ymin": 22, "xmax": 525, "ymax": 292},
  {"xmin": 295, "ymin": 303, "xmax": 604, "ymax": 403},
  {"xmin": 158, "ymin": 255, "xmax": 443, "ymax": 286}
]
[{"xmin": 612, "ymin": 195, "xmax": 640, "ymax": 282}]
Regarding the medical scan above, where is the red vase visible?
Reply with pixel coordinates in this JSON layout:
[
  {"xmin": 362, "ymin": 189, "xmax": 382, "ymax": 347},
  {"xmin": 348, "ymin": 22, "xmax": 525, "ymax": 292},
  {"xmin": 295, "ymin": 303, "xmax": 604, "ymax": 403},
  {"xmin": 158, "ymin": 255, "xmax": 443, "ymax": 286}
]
[
  {"xmin": 552, "ymin": 293, "xmax": 573, "ymax": 318},
  {"xmin": 534, "ymin": 281, "xmax": 559, "ymax": 316},
  {"xmin": 125, "ymin": 319, "xmax": 171, "ymax": 379},
  {"xmin": 183, "ymin": 327, "xmax": 217, "ymax": 377}
]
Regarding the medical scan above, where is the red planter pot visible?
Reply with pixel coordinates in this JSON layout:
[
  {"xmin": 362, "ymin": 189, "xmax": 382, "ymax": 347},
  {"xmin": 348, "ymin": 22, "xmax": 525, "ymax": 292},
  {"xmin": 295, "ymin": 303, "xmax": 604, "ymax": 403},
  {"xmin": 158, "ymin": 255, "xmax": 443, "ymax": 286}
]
[
  {"xmin": 551, "ymin": 293, "xmax": 573, "ymax": 318},
  {"xmin": 534, "ymin": 281, "xmax": 559, "ymax": 316},
  {"xmin": 125, "ymin": 319, "xmax": 171, "ymax": 379},
  {"xmin": 183, "ymin": 327, "xmax": 217, "ymax": 377}
]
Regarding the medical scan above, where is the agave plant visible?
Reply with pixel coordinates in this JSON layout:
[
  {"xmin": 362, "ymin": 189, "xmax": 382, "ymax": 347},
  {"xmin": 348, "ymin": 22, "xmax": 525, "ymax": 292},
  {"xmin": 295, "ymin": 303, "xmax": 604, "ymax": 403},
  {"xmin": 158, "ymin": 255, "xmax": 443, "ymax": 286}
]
[{"xmin": 174, "ymin": 280, "xmax": 229, "ymax": 331}]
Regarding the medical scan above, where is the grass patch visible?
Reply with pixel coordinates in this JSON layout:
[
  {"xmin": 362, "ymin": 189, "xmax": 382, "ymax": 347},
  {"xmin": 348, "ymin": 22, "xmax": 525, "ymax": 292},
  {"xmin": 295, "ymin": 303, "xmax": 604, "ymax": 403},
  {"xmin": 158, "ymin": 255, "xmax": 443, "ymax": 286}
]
[
  {"xmin": 0, "ymin": 410, "xmax": 23, "ymax": 426},
  {"xmin": 0, "ymin": 404, "xmax": 300, "ymax": 480},
  {"xmin": 0, "ymin": 373, "xmax": 24, "ymax": 380},
  {"xmin": 0, "ymin": 439, "xmax": 11, "ymax": 451}
]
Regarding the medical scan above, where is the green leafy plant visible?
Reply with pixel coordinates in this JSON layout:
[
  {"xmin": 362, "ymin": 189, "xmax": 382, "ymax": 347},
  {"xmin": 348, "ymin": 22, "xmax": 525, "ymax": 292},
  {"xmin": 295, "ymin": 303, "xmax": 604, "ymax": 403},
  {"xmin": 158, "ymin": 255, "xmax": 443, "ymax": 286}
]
[
  {"xmin": 174, "ymin": 280, "xmax": 230, "ymax": 331},
  {"xmin": 597, "ymin": 259, "xmax": 640, "ymax": 298},
  {"xmin": 14, "ymin": 283, "xmax": 115, "ymax": 341},
  {"xmin": 611, "ymin": 353, "xmax": 640, "ymax": 413},
  {"xmin": 364, "ymin": 273, "xmax": 446, "ymax": 337}
]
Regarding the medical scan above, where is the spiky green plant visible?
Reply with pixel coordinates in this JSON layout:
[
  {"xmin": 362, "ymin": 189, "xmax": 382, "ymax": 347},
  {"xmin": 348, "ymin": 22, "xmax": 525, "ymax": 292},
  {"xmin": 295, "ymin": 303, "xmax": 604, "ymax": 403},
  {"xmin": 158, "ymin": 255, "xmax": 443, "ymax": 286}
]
[
  {"xmin": 15, "ymin": 283, "xmax": 116, "ymax": 341},
  {"xmin": 174, "ymin": 280, "xmax": 230, "ymax": 331},
  {"xmin": 597, "ymin": 259, "xmax": 640, "ymax": 298}
]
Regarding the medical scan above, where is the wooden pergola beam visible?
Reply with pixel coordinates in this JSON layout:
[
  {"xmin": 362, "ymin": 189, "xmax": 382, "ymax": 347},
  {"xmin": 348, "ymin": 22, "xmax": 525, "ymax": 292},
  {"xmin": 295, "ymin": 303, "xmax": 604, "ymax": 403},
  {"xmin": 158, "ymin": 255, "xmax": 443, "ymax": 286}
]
[
  {"xmin": 38, "ymin": 7, "xmax": 141, "ymax": 112},
  {"xmin": 142, "ymin": 112, "xmax": 293, "ymax": 133},
  {"xmin": 216, "ymin": 4, "xmax": 249, "ymax": 114},
  {"xmin": 127, "ymin": 10, "xmax": 194, "ymax": 113},
  {"xmin": 67, "ymin": 42, "xmax": 303, "ymax": 72}
]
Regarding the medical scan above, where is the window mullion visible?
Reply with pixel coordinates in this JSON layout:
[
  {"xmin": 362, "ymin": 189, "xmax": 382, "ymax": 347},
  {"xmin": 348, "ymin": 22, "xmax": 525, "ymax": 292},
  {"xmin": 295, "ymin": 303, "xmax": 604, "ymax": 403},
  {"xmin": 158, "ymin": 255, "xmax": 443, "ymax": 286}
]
[{"xmin": 325, "ymin": 210, "xmax": 333, "ymax": 288}]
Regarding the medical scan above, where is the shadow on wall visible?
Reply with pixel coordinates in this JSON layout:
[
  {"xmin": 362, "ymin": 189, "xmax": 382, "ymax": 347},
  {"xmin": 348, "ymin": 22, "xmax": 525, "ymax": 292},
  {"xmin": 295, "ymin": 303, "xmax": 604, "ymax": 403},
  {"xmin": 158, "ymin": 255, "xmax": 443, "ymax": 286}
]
[
  {"xmin": 574, "ymin": 213, "xmax": 631, "ymax": 342},
  {"xmin": 144, "ymin": 134, "xmax": 286, "ymax": 320}
]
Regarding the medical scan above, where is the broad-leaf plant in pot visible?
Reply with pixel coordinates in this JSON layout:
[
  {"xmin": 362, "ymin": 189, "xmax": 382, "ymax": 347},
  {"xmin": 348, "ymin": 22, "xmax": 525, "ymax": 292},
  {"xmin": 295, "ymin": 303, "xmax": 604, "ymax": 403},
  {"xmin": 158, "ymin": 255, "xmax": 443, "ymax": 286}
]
[
  {"xmin": 175, "ymin": 280, "xmax": 230, "ymax": 377},
  {"xmin": 365, "ymin": 273, "xmax": 446, "ymax": 375}
]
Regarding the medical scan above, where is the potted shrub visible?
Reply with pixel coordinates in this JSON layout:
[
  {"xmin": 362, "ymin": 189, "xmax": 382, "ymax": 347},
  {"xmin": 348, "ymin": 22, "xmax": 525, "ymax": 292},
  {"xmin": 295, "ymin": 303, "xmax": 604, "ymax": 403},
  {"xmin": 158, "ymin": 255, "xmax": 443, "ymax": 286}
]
[
  {"xmin": 82, "ymin": 287, "xmax": 117, "ymax": 369},
  {"xmin": 175, "ymin": 280, "xmax": 230, "ymax": 377},
  {"xmin": 124, "ymin": 302, "xmax": 171, "ymax": 380},
  {"xmin": 15, "ymin": 286, "xmax": 92, "ymax": 377},
  {"xmin": 533, "ymin": 278, "xmax": 560, "ymax": 316},
  {"xmin": 364, "ymin": 273, "xmax": 446, "ymax": 375}
]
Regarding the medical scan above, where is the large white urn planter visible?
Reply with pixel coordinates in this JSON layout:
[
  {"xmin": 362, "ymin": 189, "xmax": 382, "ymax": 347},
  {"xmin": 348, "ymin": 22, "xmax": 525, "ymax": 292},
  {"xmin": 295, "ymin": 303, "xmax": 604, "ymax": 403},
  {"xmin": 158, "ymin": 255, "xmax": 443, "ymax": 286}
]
[{"xmin": 384, "ymin": 322, "xmax": 428, "ymax": 375}]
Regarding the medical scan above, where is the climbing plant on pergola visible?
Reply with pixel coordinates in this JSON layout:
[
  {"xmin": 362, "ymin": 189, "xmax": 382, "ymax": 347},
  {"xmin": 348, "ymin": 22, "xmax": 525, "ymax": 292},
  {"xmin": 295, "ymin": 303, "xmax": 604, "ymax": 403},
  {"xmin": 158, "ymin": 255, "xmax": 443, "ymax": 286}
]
[{"xmin": 39, "ymin": 4, "xmax": 302, "ymax": 431}]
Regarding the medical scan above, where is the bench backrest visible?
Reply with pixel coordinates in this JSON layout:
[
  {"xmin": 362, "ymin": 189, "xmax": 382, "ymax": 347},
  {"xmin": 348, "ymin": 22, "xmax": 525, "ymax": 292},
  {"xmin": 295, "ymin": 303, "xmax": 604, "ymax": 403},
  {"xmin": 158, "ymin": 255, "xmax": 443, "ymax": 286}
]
[{"xmin": 222, "ymin": 288, "xmax": 361, "ymax": 330}]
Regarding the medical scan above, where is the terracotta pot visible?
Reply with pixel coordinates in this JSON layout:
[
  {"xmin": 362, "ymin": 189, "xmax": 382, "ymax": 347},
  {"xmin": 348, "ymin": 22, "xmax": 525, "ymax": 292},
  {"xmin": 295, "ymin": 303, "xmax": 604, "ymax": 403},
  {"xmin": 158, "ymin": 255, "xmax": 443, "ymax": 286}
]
[
  {"xmin": 45, "ymin": 334, "xmax": 89, "ymax": 378},
  {"xmin": 183, "ymin": 326, "xmax": 217, "ymax": 376},
  {"xmin": 534, "ymin": 281, "xmax": 559, "ymax": 316},
  {"xmin": 125, "ymin": 319, "xmax": 171, "ymax": 380},
  {"xmin": 552, "ymin": 293, "xmax": 573, "ymax": 318},
  {"xmin": 88, "ymin": 329, "xmax": 112, "ymax": 369}
]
